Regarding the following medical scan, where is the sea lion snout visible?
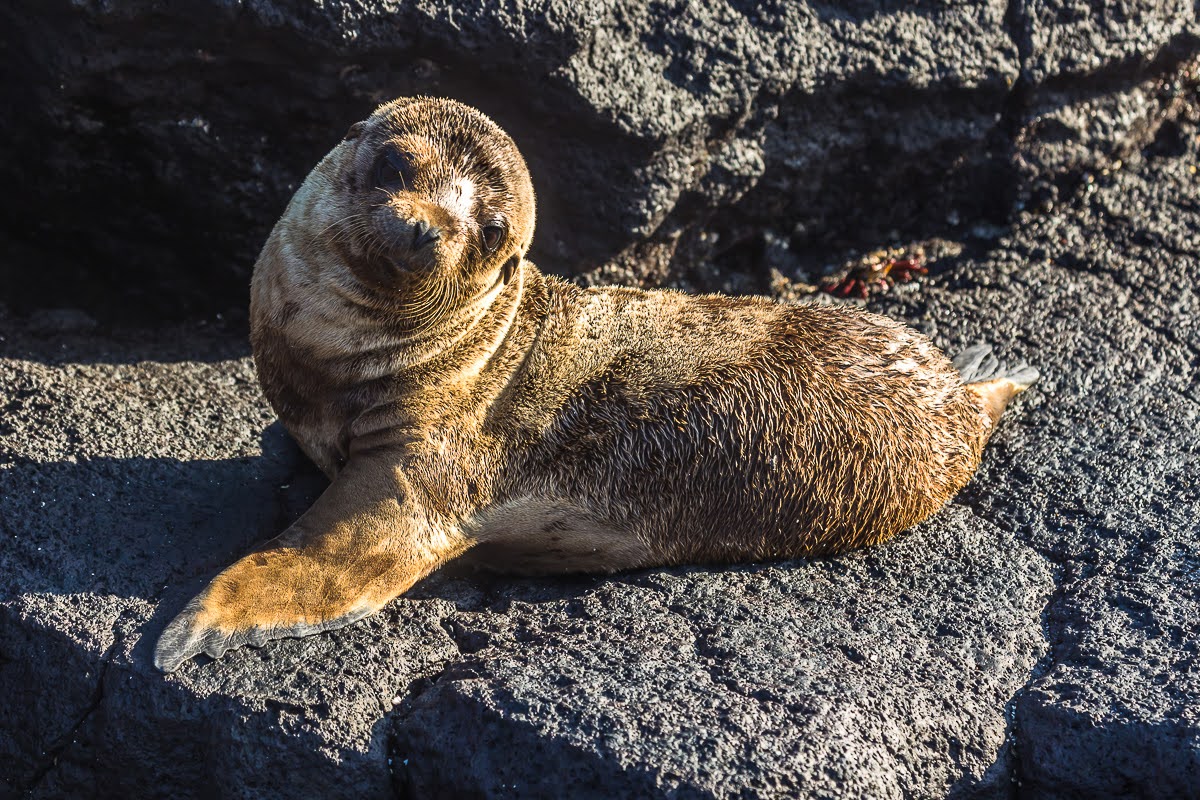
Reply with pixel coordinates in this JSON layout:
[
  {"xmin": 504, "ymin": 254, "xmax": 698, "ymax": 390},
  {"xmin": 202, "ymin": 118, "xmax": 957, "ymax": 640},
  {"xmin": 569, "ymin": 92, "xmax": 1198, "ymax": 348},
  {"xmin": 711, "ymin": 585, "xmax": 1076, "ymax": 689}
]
[
  {"xmin": 369, "ymin": 196, "xmax": 460, "ymax": 274},
  {"xmin": 412, "ymin": 219, "xmax": 441, "ymax": 249}
]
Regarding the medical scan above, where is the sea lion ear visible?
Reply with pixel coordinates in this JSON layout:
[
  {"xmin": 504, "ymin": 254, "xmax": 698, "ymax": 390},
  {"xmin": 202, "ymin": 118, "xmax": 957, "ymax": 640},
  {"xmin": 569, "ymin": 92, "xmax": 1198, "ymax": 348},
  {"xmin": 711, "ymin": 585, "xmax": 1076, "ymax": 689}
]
[
  {"xmin": 343, "ymin": 121, "xmax": 366, "ymax": 142},
  {"xmin": 502, "ymin": 255, "xmax": 520, "ymax": 284}
]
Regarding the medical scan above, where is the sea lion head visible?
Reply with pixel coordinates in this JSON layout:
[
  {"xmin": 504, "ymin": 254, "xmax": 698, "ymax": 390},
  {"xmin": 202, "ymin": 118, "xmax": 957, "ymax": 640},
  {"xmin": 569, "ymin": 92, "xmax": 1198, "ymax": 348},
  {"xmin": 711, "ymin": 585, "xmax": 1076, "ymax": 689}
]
[{"xmin": 279, "ymin": 96, "xmax": 536, "ymax": 328}]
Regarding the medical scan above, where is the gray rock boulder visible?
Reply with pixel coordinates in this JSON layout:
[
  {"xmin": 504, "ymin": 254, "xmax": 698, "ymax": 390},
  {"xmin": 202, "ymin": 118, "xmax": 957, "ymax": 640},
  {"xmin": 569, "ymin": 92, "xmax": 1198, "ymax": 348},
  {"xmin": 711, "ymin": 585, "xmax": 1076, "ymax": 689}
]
[
  {"xmin": 1, "ymin": 0, "xmax": 1195, "ymax": 314},
  {"xmin": 394, "ymin": 509, "xmax": 1051, "ymax": 799}
]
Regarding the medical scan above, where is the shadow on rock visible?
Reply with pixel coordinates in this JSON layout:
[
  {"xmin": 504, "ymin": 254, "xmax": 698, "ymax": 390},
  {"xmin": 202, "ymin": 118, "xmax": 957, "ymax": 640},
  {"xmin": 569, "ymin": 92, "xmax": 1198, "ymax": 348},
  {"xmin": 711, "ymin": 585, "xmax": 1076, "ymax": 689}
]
[
  {"xmin": 1015, "ymin": 696, "xmax": 1200, "ymax": 798},
  {"xmin": 0, "ymin": 611, "xmax": 399, "ymax": 799},
  {"xmin": 0, "ymin": 420, "xmax": 483, "ymax": 799},
  {"xmin": 0, "ymin": 306, "xmax": 252, "ymax": 366},
  {"xmin": 392, "ymin": 679, "xmax": 708, "ymax": 800},
  {"xmin": 0, "ymin": 423, "xmax": 324, "ymax": 602}
]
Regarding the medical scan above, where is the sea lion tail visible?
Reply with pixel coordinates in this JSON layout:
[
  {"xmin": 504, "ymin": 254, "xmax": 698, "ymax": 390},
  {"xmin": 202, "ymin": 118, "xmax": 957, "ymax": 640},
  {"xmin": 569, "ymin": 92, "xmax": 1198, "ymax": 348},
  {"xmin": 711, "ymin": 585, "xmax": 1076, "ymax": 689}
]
[{"xmin": 953, "ymin": 343, "xmax": 1039, "ymax": 427}]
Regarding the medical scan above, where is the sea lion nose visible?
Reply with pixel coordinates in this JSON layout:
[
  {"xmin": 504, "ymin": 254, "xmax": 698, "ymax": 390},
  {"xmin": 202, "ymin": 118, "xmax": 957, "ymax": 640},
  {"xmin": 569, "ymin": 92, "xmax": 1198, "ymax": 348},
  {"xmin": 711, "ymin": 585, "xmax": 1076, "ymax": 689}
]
[{"xmin": 412, "ymin": 219, "xmax": 441, "ymax": 250}]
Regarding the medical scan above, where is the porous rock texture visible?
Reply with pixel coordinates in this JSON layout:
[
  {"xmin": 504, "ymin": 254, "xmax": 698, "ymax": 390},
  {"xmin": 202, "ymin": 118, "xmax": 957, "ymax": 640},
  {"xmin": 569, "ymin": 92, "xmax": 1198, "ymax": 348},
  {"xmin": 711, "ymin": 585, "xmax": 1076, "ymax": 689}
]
[
  {"xmin": 3, "ymin": 0, "xmax": 1198, "ymax": 314},
  {"xmin": 1, "ymin": 1, "xmax": 1199, "ymax": 798}
]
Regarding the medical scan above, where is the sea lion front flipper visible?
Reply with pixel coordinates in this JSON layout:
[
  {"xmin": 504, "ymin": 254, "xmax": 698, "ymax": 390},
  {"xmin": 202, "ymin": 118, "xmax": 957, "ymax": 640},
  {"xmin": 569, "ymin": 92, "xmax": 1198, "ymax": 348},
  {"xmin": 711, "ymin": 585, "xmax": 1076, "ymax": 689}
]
[{"xmin": 154, "ymin": 457, "xmax": 470, "ymax": 672}]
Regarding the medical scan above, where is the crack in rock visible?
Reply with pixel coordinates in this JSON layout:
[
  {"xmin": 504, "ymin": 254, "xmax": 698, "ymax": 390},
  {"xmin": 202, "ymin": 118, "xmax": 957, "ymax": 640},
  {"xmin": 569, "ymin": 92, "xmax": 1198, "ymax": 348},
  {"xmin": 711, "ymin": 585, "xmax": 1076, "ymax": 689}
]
[{"xmin": 15, "ymin": 631, "xmax": 121, "ymax": 796}]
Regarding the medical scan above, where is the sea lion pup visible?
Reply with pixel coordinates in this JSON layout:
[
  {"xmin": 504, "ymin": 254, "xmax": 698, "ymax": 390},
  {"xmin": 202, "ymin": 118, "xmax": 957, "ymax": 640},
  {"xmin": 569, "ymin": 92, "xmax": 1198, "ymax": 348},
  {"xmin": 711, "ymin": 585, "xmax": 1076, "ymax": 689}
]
[{"xmin": 154, "ymin": 97, "xmax": 1037, "ymax": 672}]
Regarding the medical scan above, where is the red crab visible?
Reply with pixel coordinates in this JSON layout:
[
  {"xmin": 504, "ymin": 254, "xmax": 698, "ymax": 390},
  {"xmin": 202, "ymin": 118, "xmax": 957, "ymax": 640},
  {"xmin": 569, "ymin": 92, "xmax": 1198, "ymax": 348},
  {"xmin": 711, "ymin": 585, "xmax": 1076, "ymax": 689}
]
[{"xmin": 823, "ymin": 250, "xmax": 928, "ymax": 299}]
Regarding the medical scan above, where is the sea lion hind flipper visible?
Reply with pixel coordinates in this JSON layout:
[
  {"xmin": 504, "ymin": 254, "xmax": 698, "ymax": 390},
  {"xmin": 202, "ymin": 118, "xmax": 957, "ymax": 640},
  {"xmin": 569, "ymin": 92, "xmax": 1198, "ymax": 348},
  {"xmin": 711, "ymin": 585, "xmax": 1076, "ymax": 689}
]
[
  {"xmin": 999, "ymin": 363, "xmax": 1040, "ymax": 390},
  {"xmin": 952, "ymin": 343, "xmax": 999, "ymax": 383},
  {"xmin": 953, "ymin": 343, "xmax": 1039, "ymax": 389},
  {"xmin": 153, "ymin": 458, "xmax": 470, "ymax": 672}
]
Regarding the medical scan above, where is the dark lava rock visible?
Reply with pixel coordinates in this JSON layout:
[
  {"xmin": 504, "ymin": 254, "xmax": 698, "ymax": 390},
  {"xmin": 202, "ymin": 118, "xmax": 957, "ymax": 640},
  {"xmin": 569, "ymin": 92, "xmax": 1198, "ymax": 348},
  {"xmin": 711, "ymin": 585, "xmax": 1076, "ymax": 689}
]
[
  {"xmin": 394, "ymin": 508, "xmax": 1051, "ymax": 799},
  {"xmin": 869, "ymin": 107, "xmax": 1200, "ymax": 798},
  {"xmin": 2, "ymin": 3, "xmax": 1200, "ymax": 799},
  {"xmin": 1, "ymin": 0, "xmax": 1196, "ymax": 317},
  {"xmin": 3, "ymin": 106, "xmax": 1199, "ymax": 800}
]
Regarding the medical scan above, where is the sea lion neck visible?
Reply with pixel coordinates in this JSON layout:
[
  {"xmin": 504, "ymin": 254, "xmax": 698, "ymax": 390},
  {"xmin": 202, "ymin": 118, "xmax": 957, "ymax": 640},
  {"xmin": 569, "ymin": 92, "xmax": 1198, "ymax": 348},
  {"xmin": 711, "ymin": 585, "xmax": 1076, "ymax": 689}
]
[
  {"xmin": 251, "ymin": 245, "xmax": 547, "ymax": 470},
  {"xmin": 345, "ymin": 262, "xmax": 551, "ymax": 450},
  {"xmin": 260, "ymin": 244, "xmax": 531, "ymax": 372},
  {"xmin": 362, "ymin": 255, "xmax": 535, "ymax": 378}
]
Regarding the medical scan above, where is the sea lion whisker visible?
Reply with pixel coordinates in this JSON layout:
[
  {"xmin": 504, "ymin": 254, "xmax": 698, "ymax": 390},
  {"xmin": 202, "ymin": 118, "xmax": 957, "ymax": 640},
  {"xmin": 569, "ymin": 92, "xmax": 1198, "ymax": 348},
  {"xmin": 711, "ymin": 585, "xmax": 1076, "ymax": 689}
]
[
  {"xmin": 397, "ymin": 279, "xmax": 444, "ymax": 318},
  {"xmin": 331, "ymin": 217, "xmax": 372, "ymax": 242},
  {"xmin": 404, "ymin": 278, "xmax": 456, "ymax": 332},
  {"xmin": 316, "ymin": 212, "xmax": 369, "ymax": 240}
]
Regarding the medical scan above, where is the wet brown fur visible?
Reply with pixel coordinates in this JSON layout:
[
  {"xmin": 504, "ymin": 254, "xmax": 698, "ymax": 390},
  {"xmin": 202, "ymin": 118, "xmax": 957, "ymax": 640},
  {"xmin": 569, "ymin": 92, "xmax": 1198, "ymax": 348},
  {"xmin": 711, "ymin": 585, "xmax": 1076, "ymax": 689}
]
[{"xmin": 154, "ymin": 97, "xmax": 1030, "ymax": 671}]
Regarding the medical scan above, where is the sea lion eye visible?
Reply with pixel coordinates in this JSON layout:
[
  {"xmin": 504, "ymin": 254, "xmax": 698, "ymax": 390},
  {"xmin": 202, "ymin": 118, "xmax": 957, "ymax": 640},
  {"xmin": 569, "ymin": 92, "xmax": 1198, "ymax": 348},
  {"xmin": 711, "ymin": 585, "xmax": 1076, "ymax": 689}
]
[
  {"xmin": 374, "ymin": 149, "xmax": 415, "ymax": 190},
  {"xmin": 482, "ymin": 225, "xmax": 504, "ymax": 252}
]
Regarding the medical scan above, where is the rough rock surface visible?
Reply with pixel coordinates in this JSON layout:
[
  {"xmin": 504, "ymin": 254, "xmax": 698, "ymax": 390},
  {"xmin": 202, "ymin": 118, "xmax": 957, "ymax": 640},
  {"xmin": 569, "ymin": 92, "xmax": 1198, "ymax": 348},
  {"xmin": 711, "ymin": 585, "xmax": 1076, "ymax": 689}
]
[
  {"xmin": 394, "ymin": 511, "xmax": 1050, "ymax": 799},
  {"xmin": 870, "ymin": 108, "xmax": 1200, "ymax": 798},
  {"xmin": 4, "ymin": 100, "xmax": 1200, "ymax": 800},
  {"xmin": 1, "ymin": 0, "xmax": 1196, "ymax": 315},
  {"xmin": 2, "ymin": 1, "xmax": 1200, "ymax": 798}
]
